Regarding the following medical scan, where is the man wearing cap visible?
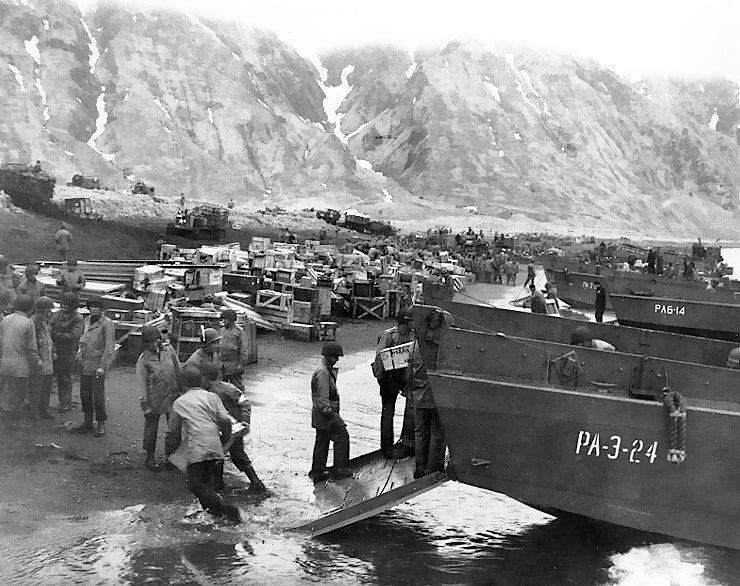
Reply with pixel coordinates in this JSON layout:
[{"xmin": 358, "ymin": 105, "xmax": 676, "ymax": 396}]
[
  {"xmin": 184, "ymin": 328, "xmax": 222, "ymax": 387},
  {"xmin": 17, "ymin": 264, "xmax": 46, "ymax": 302},
  {"xmin": 57, "ymin": 260, "xmax": 86, "ymax": 294},
  {"xmin": 30, "ymin": 296, "xmax": 55, "ymax": 420},
  {"xmin": 373, "ymin": 308, "xmax": 415, "ymax": 459},
  {"xmin": 200, "ymin": 363, "xmax": 267, "ymax": 493},
  {"xmin": 309, "ymin": 342, "xmax": 351, "ymax": 481},
  {"xmin": 219, "ymin": 309, "xmax": 250, "ymax": 389},
  {"xmin": 0, "ymin": 294, "xmax": 41, "ymax": 419},
  {"xmin": 0, "ymin": 257, "xmax": 16, "ymax": 308},
  {"xmin": 165, "ymin": 366, "xmax": 241, "ymax": 524},
  {"xmin": 75, "ymin": 297, "xmax": 115, "ymax": 436},
  {"xmin": 50, "ymin": 292, "xmax": 84, "ymax": 412},
  {"xmin": 55, "ymin": 223, "xmax": 71, "ymax": 261},
  {"xmin": 137, "ymin": 325, "xmax": 181, "ymax": 470}
]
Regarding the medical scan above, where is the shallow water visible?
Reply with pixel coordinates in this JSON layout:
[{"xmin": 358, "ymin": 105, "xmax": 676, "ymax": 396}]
[{"xmin": 1, "ymin": 352, "xmax": 738, "ymax": 585}]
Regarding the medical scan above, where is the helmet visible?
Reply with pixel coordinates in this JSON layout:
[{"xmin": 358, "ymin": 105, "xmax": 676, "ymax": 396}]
[
  {"xmin": 202, "ymin": 328, "xmax": 221, "ymax": 345},
  {"xmin": 141, "ymin": 325, "xmax": 161, "ymax": 343},
  {"xmin": 36, "ymin": 296, "xmax": 53, "ymax": 311},
  {"xmin": 179, "ymin": 366, "xmax": 203, "ymax": 389},
  {"xmin": 66, "ymin": 259, "xmax": 78, "ymax": 267},
  {"xmin": 60, "ymin": 292, "xmax": 79, "ymax": 308},
  {"xmin": 321, "ymin": 342, "xmax": 344, "ymax": 357},
  {"xmin": 87, "ymin": 297, "xmax": 103, "ymax": 308},
  {"xmin": 14, "ymin": 294, "xmax": 34, "ymax": 313},
  {"xmin": 396, "ymin": 308, "xmax": 413, "ymax": 324},
  {"xmin": 221, "ymin": 308, "xmax": 237, "ymax": 322},
  {"xmin": 570, "ymin": 326, "xmax": 592, "ymax": 345},
  {"xmin": 727, "ymin": 347, "xmax": 740, "ymax": 369},
  {"xmin": 25, "ymin": 265, "xmax": 38, "ymax": 276}
]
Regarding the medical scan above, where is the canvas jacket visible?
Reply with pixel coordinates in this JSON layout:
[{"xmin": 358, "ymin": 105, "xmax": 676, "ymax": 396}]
[
  {"xmin": 0, "ymin": 312, "xmax": 41, "ymax": 377},
  {"xmin": 78, "ymin": 315, "xmax": 115, "ymax": 374}
]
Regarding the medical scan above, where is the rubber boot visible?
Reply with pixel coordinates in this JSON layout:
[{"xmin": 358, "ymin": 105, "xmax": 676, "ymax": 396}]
[
  {"xmin": 94, "ymin": 422, "xmax": 106, "ymax": 437},
  {"xmin": 74, "ymin": 413, "xmax": 94, "ymax": 434},
  {"xmin": 244, "ymin": 465, "xmax": 267, "ymax": 493}
]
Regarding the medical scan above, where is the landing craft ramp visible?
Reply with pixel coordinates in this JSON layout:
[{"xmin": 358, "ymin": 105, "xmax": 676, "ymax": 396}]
[{"xmin": 293, "ymin": 450, "xmax": 448, "ymax": 537}]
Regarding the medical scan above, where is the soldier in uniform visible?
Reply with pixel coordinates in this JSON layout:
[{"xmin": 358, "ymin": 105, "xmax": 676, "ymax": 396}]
[
  {"xmin": 56, "ymin": 259, "xmax": 86, "ymax": 294},
  {"xmin": 218, "ymin": 310, "xmax": 250, "ymax": 390},
  {"xmin": 50, "ymin": 292, "xmax": 84, "ymax": 412}
]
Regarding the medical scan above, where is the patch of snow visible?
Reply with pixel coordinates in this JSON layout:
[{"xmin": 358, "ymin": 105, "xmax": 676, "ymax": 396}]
[
  {"xmin": 311, "ymin": 58, "xmax": 355, "ymax": 143},
  {"xmin": 484, "ymin": 81, "xmax": 501, "ymax": 103},
  {"xmin": 76, "ymin": 97, "xmax": 82, "ymax": 104},
  {"xmin": 132, "ymin": 14, "xmax": 136, "ymax": 23},
  {"xmin": 183, "ymin": 10, "xmax": 226, "ymax": 47},
  {"xmin": 314, "ymin": 122, "xmax": 324, "ymax": 130},
  {"xmin": 519, "ymin": 69, "xmax": 539, "ymax": 96},
  {"xmin": 543, "ymin": 100, "xmax": 550, "ymax": 117},
  {"xmin": 123, "ymin": 88, "xmax": 130, "ymax": 101},
  {"xmin": 382, "ymin": 189, "xmax": 393, "ymax": 203},
  {"xmin": 163, "ymin": 126, "xmax": 171, "ymax": 133},
  {"xmin": 24, "ymin": 36, "xmax": 40, "ymax": 64},
  {"xmin": 637, "ymin": 83, "xmax": 647, "ymax": 96},
  {"xmin": 321, "ymin": 182, "xmax": 327, "ymax": 188},
  {"xmin": 597, "ymin": 81, "xmax": 609, "ymax": 93},
  {"xmin": 504, "ymin": 54, "xmax": 541, "ymax": 115},
  {"xmin": 43, "ymin": 19, "xmax": 49, "ymax": 30},
  {"xmin": 208, "ymin": 106, "xmax": 214, "ymax": 124},
  {"xmin": 35, "ymin": 77, "xmax": 49, "ymax": 121},
  {"xmin": 64, "ymin": 150, "xmax": 74, "ymax": 156},
  {"xmin": 463, "ymin": 205, "xmax": 478, "ymax": 213},
  {"xmin": 412, "ymin": 96, "xmax": 417, "ymax": 104},
  {"xmin": 304, "ymin": 148, "xmax": 309, "ymax": 158},
  {"xmin": 356, "ymin": 159, "xmax": 373, "ymax": 171},
  {"xmin": 232, "ymin": 52, "xmax": 241, "ymax": 61},
  {"xmin": 645, "ymin": 93, "xmax": 655, "ymax": 103},
  {"xmin": 708, "ymin": 107, "xmax": 719, "ymax": 130},
  {"xmin": 345, "ymin": 120, "xmax": 370, "ymax": 142},
  {"xmin": 498, "ymin": 150, "xmax": 505, "ymax": 157},
  {"xmin": 8, "ymin": 65, "xmax": 25, "ymax": 92},
  {"xmin": 79, "ymin": 17, "xmax": 100, "ymax": 74},
  {"xmin": 257, "ymin": 99, "xmax": 270, "ymax": 110},
  {"xmin": 153, "ymin": 98, "xmax": 172, "ymax": 120},
  {"xmin": 405, "ymin": 61, "xmax": 417, "ymax": 79},
  {"xmin": 87, "ymin": 86, "xmax": 115, "ymax": 162},
  {"xmin": 514, "ymin": 132, "xmax": 522, "ymax": 140},
  {"xmin": 698, "ymin": 83, "xmax": 705, "ymax": 93}
]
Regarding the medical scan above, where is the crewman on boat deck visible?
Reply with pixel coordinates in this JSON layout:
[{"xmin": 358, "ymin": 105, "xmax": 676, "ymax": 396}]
[
  {"xmin": 373, "ymin": 308, "xmax": 415, "ymax": 460},
  {"xmin": 570, "ymin": 326, "xmax": 616, "ymax": 352},
  {"xmin": 524, "ymin": 284, "xmax": 548, "ymax": 314},
  {"xmin": 594, "ymin": 283, "xmax": 607, "ymax": 322},
  {"xmin": 309, "ymin": 343, "xmax": 351, "ymax": 482}
]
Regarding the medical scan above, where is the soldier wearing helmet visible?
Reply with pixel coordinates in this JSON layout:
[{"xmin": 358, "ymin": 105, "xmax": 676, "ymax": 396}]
[
  {"xmin": 74, "ymin": 297, "xmax": 115, "ymax": 436},
  {"xmin": 0, "ymin": 294, "xmax": 41, "ymax": 420},
  {"xmin": 309, "ymin": 342, "xmax": 351, "ymax": 481},
  {"xmin": 218, "ymin": 309, "xmax": 251, "ymax": 390},
  {"xmin": 184, "ymin": 327, "xmax": 222, "ymax": 388},
  {"xmin": 136, "ymin": 325, "xmax": 182, "ymax": 470},
  {"xmin": 17, "ymin": 264, "xmax": 46, "ymax": 302},
  {"xmin": 727, "ymin": 347, "xmax": 740, "ymax": 369},
  {"xmin": 372, "ymin": 307, "xmax": 415, "ymax": 459},
  {"xmin": 56, "ymin": 259, "xmax": 86, "ymax": 294},
  {"xmin": 0, "ymin": 256, "xmax": 16, "ymax": 308},
  {"xmin": 49, "ymin": 292, "xmax": 84, "ymax": 412},
  {"xmin": 29, "ymin": 296, "xmax": 55, "ymax": 420}
]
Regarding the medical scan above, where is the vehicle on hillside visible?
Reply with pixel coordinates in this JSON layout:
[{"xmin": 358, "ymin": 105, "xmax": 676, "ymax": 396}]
[
  {"xmin": 70, "ymin": 174, "xmax": 101, "ymax": 189},
  {"xmin": 0, "ymin": 162, "xmax": 56, "ymax": 210},
  {"xmin": 166, "ymin": 205, "xmax": 229, "ymax": 240},
  {"xmin": 316, "ymin": 208, "xmax": 340, "ymax": 224},
  {"xmin": 62, "ymin": 197, "xmax": 103, "ymax": 221},
  {"xmin": 131, "ymin": 180, "xmax": 155, "ymax": 195}
]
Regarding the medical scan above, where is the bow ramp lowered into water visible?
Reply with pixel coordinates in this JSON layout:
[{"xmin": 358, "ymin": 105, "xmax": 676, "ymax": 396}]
[{"xmin": 293, "ymin": 450, "xmax": 448, "ymax": 537}]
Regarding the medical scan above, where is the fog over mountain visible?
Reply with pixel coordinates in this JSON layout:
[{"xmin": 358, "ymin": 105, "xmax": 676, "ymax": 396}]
[{"xmin": 1, "ymin": 0, "xmax": 739, "ymax": 237}]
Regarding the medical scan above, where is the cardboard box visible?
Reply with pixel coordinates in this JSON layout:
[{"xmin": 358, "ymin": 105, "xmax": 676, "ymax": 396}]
[{"xmin": 379, "ymin": 341, "xmax": 415, "ymax": 370}]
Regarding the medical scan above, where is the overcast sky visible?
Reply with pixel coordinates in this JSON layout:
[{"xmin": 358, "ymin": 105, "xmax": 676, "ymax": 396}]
[{"xmin": 78, "ymin": 0, "xmax": 740, "ymax": 82}]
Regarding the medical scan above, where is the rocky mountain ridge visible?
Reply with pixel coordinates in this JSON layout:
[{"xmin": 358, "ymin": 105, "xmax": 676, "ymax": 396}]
[{"xmin": 1, "ymin": 0, "xmax": 739, "ymax": 238}]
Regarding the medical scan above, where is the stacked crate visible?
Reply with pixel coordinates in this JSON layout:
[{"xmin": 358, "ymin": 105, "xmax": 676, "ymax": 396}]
[{"xmin": 255, "ymin": 289, "xmax": 294, "ymax": 326}]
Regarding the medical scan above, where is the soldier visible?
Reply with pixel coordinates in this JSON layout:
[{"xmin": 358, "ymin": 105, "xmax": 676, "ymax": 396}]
[
  {"xmin": 56, "ymin": 259, "xmax": 86, "ymax": 294},
  {"xmin": 17, "ymin": 264, "xmax": 46, "ymax": 301},
  {"xmin": 50, "ymin": 292, "xmax": 84, "ymax": 412},
  {"xmin": 184, "ymin": 328, "xmax": 222, "ymax": 388},
  {"xmin": 0, "ymin": 295, "xmax": 41, "ymax": 420},
  {"xmin": 594, "ymin": 282, "xmax": 607, "ymax": 323},
  {"xmin": 30, "ymin": 296, "xmax": 55, "ymax": 420},
  {"xmin": 218, "ymin": 309, "xmax": 250, "ymax": 390},
  {"xmin": 309, "ymin": 343, "xmax": 351, "ymax": 482},
  {"xmin": 74, "ymin": 297, "xmax": 115, "ymax": 436},
  {"xmin": 0, "ymin": 256, "xmax": 16, "ymax": 308},
  {"xmin": 55, "ymin": 223, "xmax": 72, "ymax": 261},
  {"xmin": 137, "ymin": 325, "xmax": 181, "ymax": 470}
]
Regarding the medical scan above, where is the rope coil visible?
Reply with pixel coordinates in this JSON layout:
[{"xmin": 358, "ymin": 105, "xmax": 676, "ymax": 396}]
[{"xmin": 664, "ymin": 388, "xmax": 687, "ymax": 464}]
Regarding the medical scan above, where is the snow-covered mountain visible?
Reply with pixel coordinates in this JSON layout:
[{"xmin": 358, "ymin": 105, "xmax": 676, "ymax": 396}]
[{"xmin": 1, "ymin": 0, "xmax": 739, "ymax": 236}]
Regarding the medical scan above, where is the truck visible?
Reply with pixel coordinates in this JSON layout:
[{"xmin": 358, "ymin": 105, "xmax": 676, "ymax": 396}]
[
  {"xmin": 63, "ymin": 197, "xmax": 103, "ymax": 221},
  {"xmin": 0, "ymin": 162, "xmax": 56, "ymax": 210},
  {"xmin": 166, "ymin": 205, "xmax": 230, "ymax": 240},
  {"xmin": 70, "ymin": 174, "xmax": 101, "ymax": 189},
  {"xmin": 131, "ymin": 180, "xmax": 155, "ymax": 195}
]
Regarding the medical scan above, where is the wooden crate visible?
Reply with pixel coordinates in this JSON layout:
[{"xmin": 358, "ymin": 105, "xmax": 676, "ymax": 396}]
[
  {"xmin": 318, "ymin": 288, "xmax": 332, "ymax": 317},
  {"xmin": 294, "ymin": 286, "xmax": 319, "ymax": 303},
  {"xmin": 353, "ymin": 296, "xmax": 387, "ymax": 320},
  {"xmin": 293, "ymin": 300, "xmax": 313, "ymax": 325},
  {"xmin": 284, "ymin": 322, "xmax": 318, "ymax": 342},
  {"xmin": 256, "ymin": 289, "xmax": 293, "ymax": 311}
]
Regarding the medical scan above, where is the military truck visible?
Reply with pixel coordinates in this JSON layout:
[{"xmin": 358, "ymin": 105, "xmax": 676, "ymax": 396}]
[
  {"xmin": 0, "ymin": 162, "xmax": 56, "ymax": 209},
  {"xmin": 166, "ymin": 205, "xmax": 229, "ymax": 240},
  {"xmin": 70, "ymin": 174, "xmax": 101, "ymax": 189},
  {"xmin": 131, "ymin": 180, "xmax": 155, "ymax": 195},
  {"xmin": 63, "ymin": 197, "xmax": 103, "ymax": 221}
]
